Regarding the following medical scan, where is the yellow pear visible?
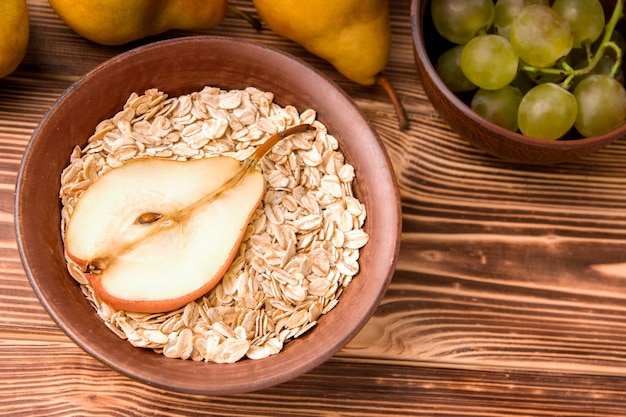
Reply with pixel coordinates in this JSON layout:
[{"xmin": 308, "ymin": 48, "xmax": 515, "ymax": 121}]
[
  {"xmin": 0, "ymin": 0, "xmax": 29, "ymax": 78},
  {"xmin": 48, "ymin": 0, "xmax": 230, "ymax": 46},
  {"xmin": 253, "ymin": 0, "xmax": 408, "ymax": 129}
]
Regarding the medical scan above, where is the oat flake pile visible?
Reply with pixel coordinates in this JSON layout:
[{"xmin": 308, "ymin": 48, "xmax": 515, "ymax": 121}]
[{"xmin": 59, "ymin": 86, "xmax": 369, "ymax": 363}]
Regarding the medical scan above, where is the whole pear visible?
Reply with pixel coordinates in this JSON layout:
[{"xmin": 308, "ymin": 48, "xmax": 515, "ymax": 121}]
[
  {"xmin": 48, "ymin": 0, "xmax": 229, "ymax": 46},
  {"xmin": 253, "ymin": 0, "xmax": 407, "ymax": 129},
  {"xmin": 0, "ymin": 0, "xmax": 29, "ymax": 78},
  {"xmin": 254, "ymin": 0, "xmax": 389, "ymax": 86}
]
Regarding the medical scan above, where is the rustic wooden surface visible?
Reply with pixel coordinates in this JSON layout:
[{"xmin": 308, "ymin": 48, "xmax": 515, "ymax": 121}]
[{"xmin": 2, "ymin": 0, "xmax": 626, "ymax": 415}]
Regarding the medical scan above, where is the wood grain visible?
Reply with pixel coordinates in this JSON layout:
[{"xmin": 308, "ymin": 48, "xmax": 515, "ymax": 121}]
[{"xmin": 1, "ymin": 0, "xmax": 626, "ymax": 415}]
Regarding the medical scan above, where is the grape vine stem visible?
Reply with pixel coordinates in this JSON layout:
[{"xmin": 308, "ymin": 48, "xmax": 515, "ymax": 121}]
[{"xmin": 520, "ymin": 0, "xmax": 624, "ymax": 90}]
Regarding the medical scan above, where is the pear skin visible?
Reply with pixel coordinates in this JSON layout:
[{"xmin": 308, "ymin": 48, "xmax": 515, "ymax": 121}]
[
  {"xmin": 0, "ymin": 0, "xmax": 29, "ymax": 78},
  {"xmin": 48, "ymin": 0, "xmax": 228, "ymax": 46}
]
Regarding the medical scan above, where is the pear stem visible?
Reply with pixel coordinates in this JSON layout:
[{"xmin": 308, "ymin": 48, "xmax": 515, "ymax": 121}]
[
  {"xmin": 228, "ymin": 5, "xmax": 263, "ymax": 32},
  {"xmin": 245, "ymin": 123, "xmax": 313, "ymax": 167},
  {"xmin": 376, "ymin": 73, "xmax": 409, "ymax": 130},
  {"xmin": 224, "ymin": 123, "xmax": 313, "ymax": 197}
]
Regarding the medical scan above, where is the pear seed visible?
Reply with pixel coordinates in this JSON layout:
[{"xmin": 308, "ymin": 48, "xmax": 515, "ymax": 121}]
[{"xmin": 137, "ymin": 212, "xmax": 163, "ymax": 224}]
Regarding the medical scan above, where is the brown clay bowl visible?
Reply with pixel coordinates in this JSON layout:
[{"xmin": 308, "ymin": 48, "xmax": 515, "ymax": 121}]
[
  {"xmin": 15, "ymin": 36, "xmax": 401, "ymax": 395},
  {"xmin": 411, "ymin": 0, "xmax": 626, "ymax": 165}
]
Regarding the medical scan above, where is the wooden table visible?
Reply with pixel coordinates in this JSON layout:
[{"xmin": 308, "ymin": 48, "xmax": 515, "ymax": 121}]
[{"xmin": 3, "ymin": 1, "xmax": 626, "ymax": 415}]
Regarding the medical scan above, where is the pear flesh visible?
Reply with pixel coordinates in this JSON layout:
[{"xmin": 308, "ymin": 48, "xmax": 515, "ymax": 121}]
[{"xmin": 64, "ymin": 157, "xmax": 264, "ymax": 313}]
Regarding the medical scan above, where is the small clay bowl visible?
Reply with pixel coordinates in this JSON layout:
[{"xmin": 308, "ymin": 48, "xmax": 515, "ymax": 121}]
[
  {"xmin": 411, "ymin": 0, "xmax": 626, "ymax": 165},
  {"xmin": 15, "ymin": 36, "xmax": 401, "ymax": 395}
]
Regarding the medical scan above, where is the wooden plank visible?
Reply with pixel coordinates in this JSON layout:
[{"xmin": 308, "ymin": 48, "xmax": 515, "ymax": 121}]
[{"xmin": 0, "ymin": 342, "xmax": 625, "ymax": 417}]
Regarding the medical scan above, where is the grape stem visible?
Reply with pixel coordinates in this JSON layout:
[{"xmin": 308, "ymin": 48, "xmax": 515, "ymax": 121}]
[{"xmin": 520, "ymin": 0, "xmax": 624, "ymax": 90}]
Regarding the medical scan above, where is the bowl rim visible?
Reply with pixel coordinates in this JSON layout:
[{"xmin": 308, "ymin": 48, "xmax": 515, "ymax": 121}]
[
  {"xmin": 410, "ymin": 0, "xmax": 626, "ymax": 151},
  {"xmin": 14, "ymin": 35, "xmax": 402, "ymax": 395}
]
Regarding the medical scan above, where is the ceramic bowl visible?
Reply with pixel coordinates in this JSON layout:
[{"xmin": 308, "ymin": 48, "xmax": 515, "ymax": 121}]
[
  {"xmin": 411, "ymin": 0, "xmax": 626, "ymax": 165},
  {"xmin": 15, "ymin": 36, "xmax": 401, "ymax": 395}
]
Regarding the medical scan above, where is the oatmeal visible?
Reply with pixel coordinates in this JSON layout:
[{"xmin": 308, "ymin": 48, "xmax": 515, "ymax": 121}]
[{"xmin": 59, "ymin": 86, "xmax": 368, "ymax": 363}]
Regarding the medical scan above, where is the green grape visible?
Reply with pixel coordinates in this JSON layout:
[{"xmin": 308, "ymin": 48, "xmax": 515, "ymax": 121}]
[
  {"xmin": 436, "ymin": 45, "xmax": 478, "ymax": 93},
  {"xmin": 471, "ymin": 85, "xmax": 523, "ymax": 132},
  {"xmin": 494, "ymin": 0, "xmax": 549, "ymax": 40},
  {"xmin": 518, "ymin": 83, "xmax": 578, "ymax": 140},
  {"xmin": 430, "ymin": 0, "xmax": 495, "ymax": 44},
  {"xmin": 573, "ymin": 74, "xmax": 626, "ymax": 137},
  {"xmin": 552, "ymin": 0, "xmax": 605, "ymax": 48},
  {"xmin": 510, "ymin": 4, "xmax": 573, "ymax": 67},
  {"xmin": 460, "ymin": 34, "xmax": 519, "ymax": 90},
  {"xmin": 595, "ymin": 55, "xmax": 624, "ymax": 84}
]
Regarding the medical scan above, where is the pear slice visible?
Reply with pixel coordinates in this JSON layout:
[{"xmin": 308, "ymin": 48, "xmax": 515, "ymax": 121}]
[{"xmin": 64, "ymin": 124, "xmax": 311, "ymax": 313}]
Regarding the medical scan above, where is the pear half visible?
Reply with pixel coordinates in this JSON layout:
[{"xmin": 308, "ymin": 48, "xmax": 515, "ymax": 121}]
[{"xmin": 64, "ymin": 156, "xmax": 264, "ymax": 313}]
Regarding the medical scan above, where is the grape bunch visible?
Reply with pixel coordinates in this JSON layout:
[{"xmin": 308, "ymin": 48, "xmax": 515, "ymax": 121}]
[{"xmin": 431, "ymin": 0, "xmax": 626, "ymax": 140}]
